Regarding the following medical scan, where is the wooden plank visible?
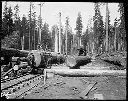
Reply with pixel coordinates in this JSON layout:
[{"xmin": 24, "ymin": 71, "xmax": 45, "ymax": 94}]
[
  {"xmin": 79, "ymin": 82, "xmax": 97, "ymax": 99},
  {"xmin": 2, "ymin": 68, "xmax": 13, "ymax": 77}
]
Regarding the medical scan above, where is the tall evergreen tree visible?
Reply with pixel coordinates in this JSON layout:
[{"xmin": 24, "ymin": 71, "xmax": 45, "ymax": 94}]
[
  {"xmin": 30, "ymin": 3, "xmax": 37, "ymax": 50},
  {"xmin": 65, "ymin": 17, "xmax": 73, "ymax": 55},
  {"xmin": 21, "ymin": 15, "xmax": 29, "ymax": 50},
  {"xmin": 1, "ymin": 3, "xmax": 18, "ymax": 48},
  {"xmin": 14, "ymin": 4, "xmax": 21, "ymax": 32},
  {"xmin": 81, "ymin": 29, "xmax": 89, "ymax": 51},
  {"xmin": 2, "ymin": 3, "xmax": 14, "ymax": 39},
  {"xmin": 75, "ymin": 12, "xmax": 83, "ymax": 49},
  {"xmin": 118, "ymin": 3, "xmax": 126, "ymax": 51},
  {"xmin": 41, "ymin": 23, "xmax": 52, "ymax": 50},
  {"xmin": 109, "ymin": 25, "xmax": 115, "ymax": 52},
  {"xmin": 93, "ymin": 3, "xmax": 105, "ymax": 54},
  {"xmin": 107, "ymin": 7, "xmax": 112, "ymax": 53},
  {"xmin": 13, "ymin": 4, "xmax": 22, "ymax": 49},
  {"xmin": 1, "ymin": 31, "xmax": 21, "ymax": 49},
  {"xmin": 114, "ymin": 18, "xmax": 120, "ymax": 52}
]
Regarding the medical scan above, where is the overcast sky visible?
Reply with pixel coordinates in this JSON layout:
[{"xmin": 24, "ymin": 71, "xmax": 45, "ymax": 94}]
[{"xmin": 2, "ymin": 2, "xmax": 120, "ymax": 33}]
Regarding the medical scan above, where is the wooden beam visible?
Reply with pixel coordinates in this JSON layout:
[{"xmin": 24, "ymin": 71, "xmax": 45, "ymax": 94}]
[
  {"xmin": 79, "ymin": 82, "xmax": 97, "ymax": 99},
  {"xmin": 2, "ymin": 68, "xmax": 13, "ymax": 77}
]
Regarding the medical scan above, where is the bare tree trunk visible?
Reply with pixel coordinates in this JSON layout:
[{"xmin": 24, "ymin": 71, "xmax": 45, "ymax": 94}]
[
  {"xmin": 114, "ymin": 25, "xmax": 117, "ymax": 52},
  {"xmin": 65, "ymin": 27, "xmax": 67, "ymax": 55},
  {"xmin": 118, "ymin": 41, "xmax": 121, "ymax": 52},
  {"xmin": 92, "ymin": 41, "xmax": 94, "ymax": 55},
  {"xmin": 80, "ymin": 36, "xmax": 82, "ymax": 47},
  {"xmin": 105, "ymin": 3, "xmax": 109, "ymax": 53},
  {"xmin": 78, "ymin": 36, "xmax": 82, "ymax": 49},
  {"xmin": 29, "ymin": 2, "xmax": 32, "ymax": 50},
  {"xmin": 21, "ymin": 35, "xmax": 24, "ymax": 50},
  {"xmin": 34, "ymin": 27, "xmax": 35, "ymax": 50},
  {"xmin": 55, "ymin": 27, "xmax": 58, "ymax": 53},
  {"xmin": 59, "ymin": 12, "xmax": 61, "ymax": 54}
]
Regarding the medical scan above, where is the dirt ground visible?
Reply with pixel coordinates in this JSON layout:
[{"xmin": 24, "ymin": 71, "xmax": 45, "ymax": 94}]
[
  {"xmin": 23, "ymin": 56, "xmax": 126, "ymax": 100},
  {"xmin": 23, "ymin": 73, "xmax": 126, "ymax": 100}
]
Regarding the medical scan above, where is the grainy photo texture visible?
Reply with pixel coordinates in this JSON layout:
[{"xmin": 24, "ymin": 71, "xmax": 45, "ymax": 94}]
[{"xmin": 1, "ymin": 1, "xmax": 126, "ymax": 100}]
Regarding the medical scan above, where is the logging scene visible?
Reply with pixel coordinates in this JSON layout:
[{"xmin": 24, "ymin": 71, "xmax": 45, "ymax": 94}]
[{"xmin": 1, "ymin": 2, "xmax": 127, "ymax": 100}]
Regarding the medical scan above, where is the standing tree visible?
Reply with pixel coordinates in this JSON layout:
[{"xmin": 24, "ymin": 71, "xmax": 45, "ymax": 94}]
[
  {"xmin": 30, "ymin": 3, "xmax": 37, "ymax": 50},
  {"xmin": 81, "ymin": 29, "xmax": 89, "ymax": 51},
  {"xmin": 106, "ymin": 7, "xmax": 112, "ymax": 53},
  {"xmin": 75, "ymin": 12, "xmax": 83, "ymax": 49},
  {"xmin": 82, "ymin": 17, "xmax": 94, "ymax": 55},
  {"xmin": 114, "ymin": 18, "xmax": 120, "ymax": 52},
  {"xmin": 109, "ymin": 25, "xmax": 115, "ymax": 52},
  {"xmin": 61, "ymin": 26, "xmax": 64, "ymax": 54},
  {"xmin": 1, "ymin": 31, "xmax": 21, "ymax": 49},
  {"xmin": 37, "ymin": 15, "xmax": 43, "ymax": 46},
  {"xmin": 1, "ymin": 3, "xmax": 18, "ymax": 48},
  {"xmin": 27, "ymin": 2, "xmax": 37, "ymax": 50},
  {"xmin": 65, "ymin": 17, "xmax": 73, "ymax": 55},
  {"xmin": 14, "ymin": 4, "xmax": 21, "ymax": 32},
  {"xmin": 14, "ymin": 4, "xmax": 22, "ymax": 49},
  {"xmin": 31, "ymin": 12, "xmax": 37, "ymax": 50},
  {"xmin": 41, "ymin": 22, "xmax": 53, "ymax": 50},
  {"xmin": 34, "ymin": 28, "xmax": 39, "ymax": 50},
  {"xmin": 67, "ymin": 27, "xmax": 73, "ymax": 55},
  {"xmin": 51, "ymin": 25, "xmax": 59, "ymax": 52},
  {"xmin": 2, "ymin": 2, "xmax": 14, "ymax": 39},
  {"xmin": 21, "ymin": 15, "xmax": 29, "ymax": 50},
  {"xmin": 93, "ymin": 3, "xmax": 105, "ymax": 54},
  {"xmin": 65, "ymin": 17, "xmax": 69, "ymax": 55},
  {"xmin": 118, "ymin": 3, "xmax": 126, "ymax": 52}
]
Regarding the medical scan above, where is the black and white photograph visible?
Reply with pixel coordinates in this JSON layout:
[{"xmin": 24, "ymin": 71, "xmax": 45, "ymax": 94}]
[{"xmin": 1, "ymin": 1, "xmax": 126, "ymax": 100}]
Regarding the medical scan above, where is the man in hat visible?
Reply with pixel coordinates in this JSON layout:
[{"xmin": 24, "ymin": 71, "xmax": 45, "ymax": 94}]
[{"xmin": 13, "ymin": 58, "xmax": 20, "ymax": 77}]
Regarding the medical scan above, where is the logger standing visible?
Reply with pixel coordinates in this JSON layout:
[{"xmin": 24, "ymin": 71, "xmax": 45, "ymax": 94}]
[{"xmin": 13, "ymin": 58, "xmax": 20, "ymax": 77}]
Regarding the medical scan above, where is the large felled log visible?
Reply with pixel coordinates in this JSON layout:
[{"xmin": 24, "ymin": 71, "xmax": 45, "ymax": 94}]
[
  {"xmin": 46, "ymin": 52, "xmax": 65, "ymax": 65},
  {"xmin": 1, "ymin": 47, "xmax": 29, "ymax": 57},
  {"xmin": 98, "ymin": 52, "xmax": 126, "ymax": 67},
  {"xmin": 101, "ymin": 56, "xmax": 126, "ymax": 70},
  {"xmin": 27, "ymin": 50, "xmax": 46, "ymax": 68},
  {"xmin": 27, "ymin": 51, "xmax": 65, "ymax": 69},
  {"xmin": 66, "ymin": 55, "xmax": 91, "ymax": 69},
  {"xmin": 44, "ymin": 69, "xmax": 126, "ymax": 77}
]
